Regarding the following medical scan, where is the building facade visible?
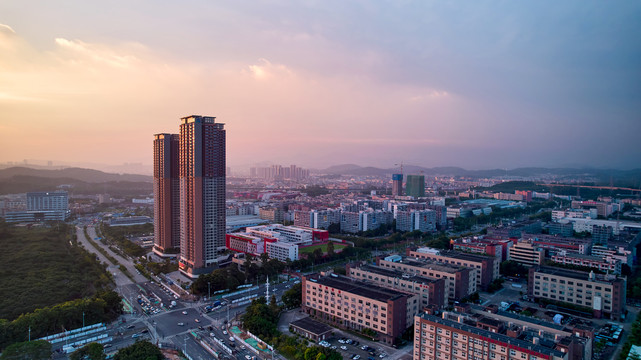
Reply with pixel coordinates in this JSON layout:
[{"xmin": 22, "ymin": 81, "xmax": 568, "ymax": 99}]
[
  {"xmin": 406, "ymin": 175, "xmax": 426, "ymax": 198},
  {"xmin": 178, "ymin": 115, "xmax": 226, "ymax": 277},
  {"xmin": 392, "ymin": 174, "xmax": 403, "ymax": 197},
  {"xmin": 414, "ymin": 313, "xmax": 568, "ymax": 360},
  {"xmin": 153, "ymin": 133, "xmax": 180, "ymax": 256},
  {"xmin": 408, "ymin": 248, "xmax": 499, "ymax": 291},
  {"xmin": 302, "ymin": 273, "xmax": 419, "ymax": 344},
  {"xmin": 527, "ymin": 266, "xmax": 626, "ymax": 319}
]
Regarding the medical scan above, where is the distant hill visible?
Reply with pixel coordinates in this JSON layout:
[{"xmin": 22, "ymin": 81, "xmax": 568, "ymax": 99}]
[
  {"xmin": 0, "ymin": 167, "xmax": 152, "ymax": 195},
  {"xmin": 318, "ymin": 164, "xmax": 641, "ymax": 187},
  {"xmin": 0, "ymin": 167, "xmax": 152, "ymax": 183}
]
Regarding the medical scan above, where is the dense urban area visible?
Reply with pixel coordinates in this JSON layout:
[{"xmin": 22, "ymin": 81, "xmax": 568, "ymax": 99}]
[{"xmin": 1, "ymin": 151, "xmax": 641, "ymax": 360}]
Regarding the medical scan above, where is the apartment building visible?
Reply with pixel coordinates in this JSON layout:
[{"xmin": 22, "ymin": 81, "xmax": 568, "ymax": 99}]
[
  {"xmin": 414, "ymin": 313, "xmax": 569, "ymax": 360},
  {"xmin": 347, "ymin": 263, "xmax": 447, "ymax": 310},
  {"xmin": 302, "ymin": 273, "xmax": 419, "ymax": 344},
  {"xmin": 550, "ymin": 252, "xmax": 621, "ymax": 274},
  {"xmin": 509, "ymin": 240, "xmax": 544, "ymax": 266},
  {"xmin": 527, "ymin": 266, "xmax": 626, "ymax": 319},
  {"xmin": 377, "ymin": 256, "xmax": 476, "ymax": 301},
  {"xmin": 407, "ymin": 248, "xmax": 498, "ymax": 291}
]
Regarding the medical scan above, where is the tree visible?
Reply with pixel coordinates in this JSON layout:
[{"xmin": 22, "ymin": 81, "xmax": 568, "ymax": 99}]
[
  {"xmin": 316, "ymin": 353, "xmax": 327, "ymax": 360},
  {"xmin": 70, "ymin": 342, "xmax": 106, "ymax": 360},
  {"xmin": 282, "ymin": 283, "xmax": 302, "ymax": 309},
  {"xmin": 327, "ymin": 242, "xmax": 335, "ymax": 257},
  {"xmin": 113, "ymin": 341, "xmax": 163, "ymax": 360},
  {"xmin": 0, "ymin": 340, "xmax": 51, "ymax": 360},
  {"xmin": 269, "ymin": 295, "xmax": 280, "ymax": 317},
  {"xmin": 305, "ymin": 347, "xmax": 319, "ymax": 360}
]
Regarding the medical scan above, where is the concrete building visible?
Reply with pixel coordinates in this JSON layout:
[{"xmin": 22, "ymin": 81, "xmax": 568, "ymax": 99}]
[
  {"xmin": 259, "ymin": 207, "xmax": 283, "ymax": 223},
  {"xmin": 414, "ymin": 312, "xmax": 569, "ymax": 360},
  {"xmin": 510, "ymin": 240, "xmax": 544, "ymax": 266},
  {"xmin": 310, "ymin": 209, "xmax": 341, "ymax": 230},
  {"xmin": 550, "ymin": 251, "xmax": 621, "ymax": 274},
  {"xmin": 377, "ymin": 256, "xmax": 476, "ymax": 301},
  {"xmin": 302, "ymin": 273, "xmax": 419, "ymax": 344},
  {"xmin": 528, "ymin": 266, "xmax": 626, "ymax": 319},
  {"xmin": 396, "ymin": 209, "xmax": 437, "ymax": 233},
  {"xmin": 406, "ymin": 175, "xmax": 425, "ymax": 198},
  {"xmin": 178, "ymin": 115, "xmax": 226, "ymax": 277},
  {"xmin": 289, "ymin": 317, "xmax": 333, "ymax": 342},
  {"xmin": 5, "ymin": 191, "xmax": 70, "ymax": 222},
  {"xmin": 153, "ymin": 133, "xmax": 180, "ymax": 256},
  {"xmin": 407, "ymin": 248, "xmax": 499, "ymax": 291},
  {"xmin": 392, "ymin": 174, "xmax": 403, "ymax": 197}
]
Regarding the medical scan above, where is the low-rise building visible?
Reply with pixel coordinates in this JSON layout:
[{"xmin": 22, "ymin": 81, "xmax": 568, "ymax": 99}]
[
  {"xmin": 510, "ymin": 240, "xmax": 544, "ymax": 266},
  {"xmin": 302, "ymin": 273, "xmax": 419, "ymax": 344},
  {"xmin": 407, "ymin": 248, "xmax": 498, "ymax": 291},
  {"xmin": 377, "ymin": 256, "xmax": 476, "ymax": 301},
  {"xmin": 413, "ymin": 312, "xmax": 570, "ymax": 360},
  {"xmin": 550, "ymin": 251, "xmax": 621, "ymax": 274},
  {"xmin": 527, "ymin": 266, "xmax": 626, "ymax": 319},
  {"xmin": 347, "ymin": 263, "xmax": 447, "ymax": 309}
]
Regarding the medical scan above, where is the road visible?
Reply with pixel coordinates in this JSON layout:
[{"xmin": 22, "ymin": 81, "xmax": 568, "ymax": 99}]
[
  {"xmin": 86, "ymin": 225, "xmax": 148, "ymax": 283},
  {"xmin": 75, "ymin": 226, "xmax": 133, "ymax": 288}
]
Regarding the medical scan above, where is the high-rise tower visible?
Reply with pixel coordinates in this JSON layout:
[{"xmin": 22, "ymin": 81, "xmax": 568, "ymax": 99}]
[
  {"xmin": 153, "ymin": 133, "xmax": 180, "ymax": 257},
  {"xmin": 178, "ymin": 115, "xmax": 226, "ymax": 277},
  {"xmin": 392, "ymin": 174, "xmax": 403, "ymax": 196},
  {"xmin": 405, "ymin": 175, "xmax": 425, "ymax": 198}
]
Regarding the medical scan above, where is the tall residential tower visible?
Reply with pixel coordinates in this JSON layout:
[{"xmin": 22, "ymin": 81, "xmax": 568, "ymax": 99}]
[
  {"xmin": 153, "ymin": 133, "xmax": 180, "ymax": 257},
  {"xmin": 178, "ymin": 115, "xmax": 226, "ymax": 277}
]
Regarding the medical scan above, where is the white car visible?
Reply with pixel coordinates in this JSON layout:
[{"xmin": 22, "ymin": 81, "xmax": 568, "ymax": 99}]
[
  {"xmin": 182, "ymin": 311, "xmax": 188, "ymax": 315},
  {"xmin": 340, "ymin": 346, "xmax": 348, "ymax": 351}
]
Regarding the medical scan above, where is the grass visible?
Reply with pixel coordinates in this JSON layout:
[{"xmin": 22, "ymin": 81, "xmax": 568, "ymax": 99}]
[{"xmin": 299, "ymin": 243, "xmax": 347, "ymax": 254}]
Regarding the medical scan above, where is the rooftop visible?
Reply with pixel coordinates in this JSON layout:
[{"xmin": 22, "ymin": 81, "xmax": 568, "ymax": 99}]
[
  {"xmin": 534, "ymin": 265, "xmax": 623, "ymax": 284},
  {"xmin": 418, "ymin": 313, "xmax": 565, "ymax": 358},
  {"xmin": 310, "ymin": 274, "xmax": 410, "ymax": 302},
  {"xmin": 356, "ymin": 264, "xmax": 442, "ymax": 284},
  {"xmin": 290, "ymin": 317, "xmax": 333, "ymax": 335},
  {"xmin": 382, "ymin": 257, "xmax": 468, "ymax": 274}
]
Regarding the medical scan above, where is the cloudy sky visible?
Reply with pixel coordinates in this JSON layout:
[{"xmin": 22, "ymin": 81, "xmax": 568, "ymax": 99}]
[{"xmin": 1, "ymin": 1, "xmax": 640, "ymax": 172}]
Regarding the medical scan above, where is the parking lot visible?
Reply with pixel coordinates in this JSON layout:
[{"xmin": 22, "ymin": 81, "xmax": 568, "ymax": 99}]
[{"xmin": 319, "ymin": 336, "xmax": 390, "ymax": 360}]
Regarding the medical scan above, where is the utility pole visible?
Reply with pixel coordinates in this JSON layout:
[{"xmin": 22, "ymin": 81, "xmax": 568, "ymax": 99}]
[
  {"xmin": 208, "ymin": 282, "xmax": 211, "ymax": 301},
  {"xmin": 83, "ymin": 311, "xmax": 85, "ymax": 328},
  {"xmin": 28, "ymin": 327, "xmax": 30, "ymax": 342}
]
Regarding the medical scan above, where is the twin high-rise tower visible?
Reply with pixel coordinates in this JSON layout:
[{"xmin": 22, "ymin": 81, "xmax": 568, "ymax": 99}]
[{"xmin": 153, "ymin": 115, "xmax": 226, "ymax": 278}]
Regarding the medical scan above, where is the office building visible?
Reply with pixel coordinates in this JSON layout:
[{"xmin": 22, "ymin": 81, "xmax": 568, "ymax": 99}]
[
  {"xmin": 407, "ymin": 248, "xmax": 499, "ymax": 291},
  {"xmin": 347, "ymin": 263, "xmax": 447, "ymax": 309},
  {"xmin": 392, "ymin": 174, "xmax": 403, "ymax": 197},
  {"xmin": 178, "ymin": 115, "xmax": 226, "ymax": 277},
  {"xmin": 153, "ymin": 133, "xmax": 180, "ymax": 256},
  {"xmin": 414, "ymin": 313, "xmax": 569, "ymax": 360},
  {"xmin": 302, "ymin": 273, "xmax": 419, "ymax": 344},
  {"xmin": 5, "ymin": 191, "xmax": 70, "ymax": 222},
  {"xmin": 509, "ymin": 240, "xmax": 544, "ymax": 266},
  {"xmin": 406, "ymin": 175, "xmax": 425, "ymax": 198},
  {"xmin": 528, "ymin": 266, "xmax": 626, "ymax": 319},
  {"xmin": 377, "ymin": 256, "xmax": 476, "ymax": 301}
]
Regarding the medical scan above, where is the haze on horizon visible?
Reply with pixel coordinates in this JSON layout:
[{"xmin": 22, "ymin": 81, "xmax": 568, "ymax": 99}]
[{"xmin": 1, "ymin": 1, "xmax": 640, "ymax": 171}]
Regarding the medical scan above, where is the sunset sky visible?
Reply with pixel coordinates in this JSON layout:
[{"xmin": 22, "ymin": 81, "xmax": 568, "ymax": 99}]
[{"xmin": 1, "ymin": 1, "xmax": 640, "ymax": 172}]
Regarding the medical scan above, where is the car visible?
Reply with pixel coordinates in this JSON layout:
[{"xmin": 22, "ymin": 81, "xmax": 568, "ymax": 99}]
[
  {"xmin": 132, "ymin": 334, "xmax": 140, "ymax": 338},
  {"xmin": 140, "ymin": 329, "xmax": 149, "ymax": 333},
  {"xmin": 338, "ymin": 339, "xmax": 345, "ymax": 344},
  {"xmin": 340, "ymin": 346, "xmax": 348, "ymax": 351},
  {"xmin": 379, "ymin": 353, "xmax": 387, "ymax": 358},
  {"xmin": 331, "ymin": 346, "xmax": 337, "ymax": 350},
  {"xmin": 126, "ymin": 325, "xmax": 135, "ymax": 329},
  {"xmin": 240, "ymin": 345, "xmax": 246, "ymax": 350},
  {"xmin": 245, "ymin": 356, "xmax": 252, "ymax": 360},
  {"xmin": 353, "ymin": 355, "xmax": 361, "ymax": 360},
  {"xmin": 223, "ymin": 330, "xmax": 228, "ymax": 335},
  {"xmin": 361, "ymin": 345, "xmax": 368, "ymax": 350},
  {"xmin": 182, "ymin": 310, "xmax": 188, "ymax": 315},
  {"xmin": 195, "ymin": 319, "xmax": 200, "ymax": 323},
  {"xmin": 368, "ymin": 357, "xmax": 376, "ymax": 360},
  {"xmin": 177, "ymin": 322, "xmax": 185, "ymax": 326}
]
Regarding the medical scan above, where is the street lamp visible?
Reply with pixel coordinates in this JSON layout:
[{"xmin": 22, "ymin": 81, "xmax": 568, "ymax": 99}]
[{"xmin": 208, "ymin": 282, "xmax": 211, "ymax": 301}]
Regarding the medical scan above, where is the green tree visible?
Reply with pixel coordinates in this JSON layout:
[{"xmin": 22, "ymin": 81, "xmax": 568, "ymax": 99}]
[
  {"xmin": 0, "ymin": 340, "xmax": 51, "ymax": 360},
  {"xmin": 113, "ymin": 341, "xmax": 163, "ymax": 360},
  {"xmin": 305, "ymin": 347, "xmax": 319, "ymax": 360},
  {"xmin": 327, "ymin": 241, "xmax": 335, "ymax": 257},
  {"xmin": 281, "ymin": 283, "xmax": 302, "ymax": 309},
  {"xmin": 70, "ymin": 342, "xmax": 106, "ymax": 360},
  {"xmin": 316, "ymin": 353, "xmax": 327, "ymax": 360}
]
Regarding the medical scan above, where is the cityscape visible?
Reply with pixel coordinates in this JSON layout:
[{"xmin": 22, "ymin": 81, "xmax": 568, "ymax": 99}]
[{"xmin": 1, "ymin": 2, "xmax": 641, "ymax": 360}]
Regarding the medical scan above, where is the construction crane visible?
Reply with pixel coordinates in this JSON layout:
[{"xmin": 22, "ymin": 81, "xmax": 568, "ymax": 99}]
[{"xmin": 394, "ymin": 161, "xmax": 404, "ymax": 175}]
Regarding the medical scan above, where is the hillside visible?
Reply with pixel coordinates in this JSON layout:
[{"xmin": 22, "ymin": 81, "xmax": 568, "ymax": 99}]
[{"xmin": 0, "ymin": 167, "xmax": 151, "ymax": 183}]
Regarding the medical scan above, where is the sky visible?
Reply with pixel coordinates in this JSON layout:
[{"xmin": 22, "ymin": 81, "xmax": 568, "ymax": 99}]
[{"xmin": 1, "ymin": 1, "xmax": 640, "ymax": 173}]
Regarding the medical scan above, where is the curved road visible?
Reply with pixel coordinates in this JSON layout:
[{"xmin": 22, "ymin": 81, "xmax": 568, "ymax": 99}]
[{"xmin": 75, "ymin": 226, "xmax": 133, "ymax": 287}]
